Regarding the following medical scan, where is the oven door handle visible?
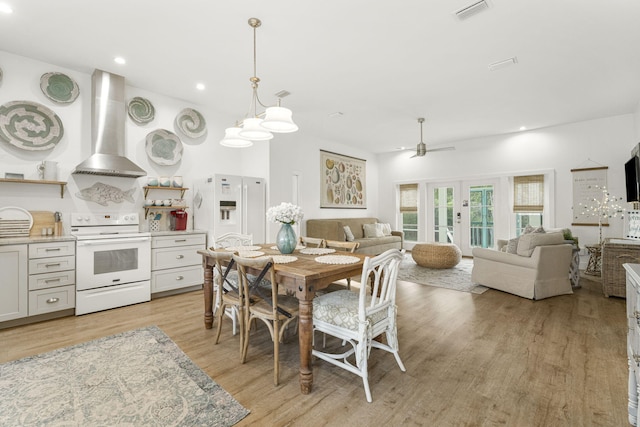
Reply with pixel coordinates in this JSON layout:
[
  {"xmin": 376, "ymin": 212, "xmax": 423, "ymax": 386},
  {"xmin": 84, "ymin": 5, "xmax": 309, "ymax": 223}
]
[{"xmin": 77, "ymin": 236, "xmax": 151, "ymax": 246}]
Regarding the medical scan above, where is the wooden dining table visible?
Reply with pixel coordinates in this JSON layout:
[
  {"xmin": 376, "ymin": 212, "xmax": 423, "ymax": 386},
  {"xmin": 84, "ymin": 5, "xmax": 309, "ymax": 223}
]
[{"xmin": 198, "ymin": 244, "xmax": 367, "ymax": 394}]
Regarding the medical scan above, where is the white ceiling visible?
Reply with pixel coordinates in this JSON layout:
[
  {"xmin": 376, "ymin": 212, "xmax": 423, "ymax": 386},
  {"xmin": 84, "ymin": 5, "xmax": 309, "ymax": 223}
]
[{"xmin": 1, "ymin": 0, "xmax": 640, "ymax": 154}]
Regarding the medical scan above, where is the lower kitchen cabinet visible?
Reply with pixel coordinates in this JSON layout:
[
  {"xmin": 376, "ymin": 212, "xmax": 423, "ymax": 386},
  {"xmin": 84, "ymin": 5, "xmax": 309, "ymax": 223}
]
[
  {"xmin": 28, "ymin": 240, "xmax": 76, "ymax": 315},
  {"xmin": 151, "ymin": 232, "xmax": 206, "ymax": 294},
  {"xmin": 0, "ymin": 244, "xmax": 28, "ymax": 322}
]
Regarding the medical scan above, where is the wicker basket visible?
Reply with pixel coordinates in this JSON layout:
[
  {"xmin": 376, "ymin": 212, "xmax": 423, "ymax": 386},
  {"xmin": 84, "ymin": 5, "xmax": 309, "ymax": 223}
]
[{"xmin": 602, "ymin": 240, "xmax": 640, "ymax": 298}]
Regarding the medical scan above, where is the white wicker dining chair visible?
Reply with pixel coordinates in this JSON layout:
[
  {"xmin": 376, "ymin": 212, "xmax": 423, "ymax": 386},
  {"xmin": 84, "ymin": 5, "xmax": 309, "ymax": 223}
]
[
  {"xmin": 312, "ymin": 248, "xmax": 407, "ymax": 402},
  {"xmin": 213, "ymin": 232, "xmax": 254, "ymax": 250}
]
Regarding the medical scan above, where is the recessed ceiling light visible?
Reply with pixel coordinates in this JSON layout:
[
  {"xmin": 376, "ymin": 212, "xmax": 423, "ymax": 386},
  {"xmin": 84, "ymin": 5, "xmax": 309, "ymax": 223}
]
[
  {"xmin": 0, "ymin": 3, "xmax": 13, "ymax": 14},
  {"xmin": 196, "ymin": 83, "xmax": 205, "ymax": 91},
  {"xmin": 114, "ymin": 56, "xmax": 126, "ymax": 65},
  {"xmin": 519, "ymin": 126, "xmax": 527, "ymax": 131}
]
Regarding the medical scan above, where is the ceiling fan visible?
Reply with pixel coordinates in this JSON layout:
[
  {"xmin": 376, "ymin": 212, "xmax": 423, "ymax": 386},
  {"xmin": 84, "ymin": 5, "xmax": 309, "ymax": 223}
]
[{"xmin": 409, "ymin": 118, "xmax": 455, "ymax": 158}]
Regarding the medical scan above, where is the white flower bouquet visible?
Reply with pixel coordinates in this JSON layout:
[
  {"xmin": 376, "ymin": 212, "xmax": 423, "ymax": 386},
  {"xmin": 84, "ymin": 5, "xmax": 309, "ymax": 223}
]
[{"xmin": 266, "ymin": 202, "xmax": 304, "ymax": 225}]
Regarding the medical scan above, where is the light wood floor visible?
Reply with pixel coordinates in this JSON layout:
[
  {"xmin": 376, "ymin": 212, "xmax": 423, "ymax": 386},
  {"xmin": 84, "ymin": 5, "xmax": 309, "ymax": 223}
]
[{"xmin": 0, "ymin": 276, "xmax": 628, "ymax": 426}]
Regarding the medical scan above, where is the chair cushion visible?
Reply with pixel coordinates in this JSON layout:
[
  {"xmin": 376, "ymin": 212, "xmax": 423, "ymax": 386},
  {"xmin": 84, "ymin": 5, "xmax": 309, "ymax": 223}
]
[{"xmin": 313, "ymin": 290, "xmax": 387, "ymax": 332}]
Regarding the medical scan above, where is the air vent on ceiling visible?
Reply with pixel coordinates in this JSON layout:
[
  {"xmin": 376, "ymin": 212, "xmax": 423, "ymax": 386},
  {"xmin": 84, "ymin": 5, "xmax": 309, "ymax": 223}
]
[
  {"xmin": 488, "ymin": 57, "xmax": 518, "ymax": 71},
  {"xmin": 275, "ymin": 90, "xmax": 291, "ymax": 98},
  {"xmin": 455, "ymin": 0, "xmax": 489, "ymax": 20}
]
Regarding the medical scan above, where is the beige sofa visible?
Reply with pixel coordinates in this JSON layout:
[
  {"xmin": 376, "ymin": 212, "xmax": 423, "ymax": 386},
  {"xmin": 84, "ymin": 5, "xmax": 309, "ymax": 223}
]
[
  {"xmin": 306, "ymin": 218, "xmax": 403, "ymax": 255},
  {"xmin": 471, "ymin": 231, "xmax": 573, "ymax": 300}
]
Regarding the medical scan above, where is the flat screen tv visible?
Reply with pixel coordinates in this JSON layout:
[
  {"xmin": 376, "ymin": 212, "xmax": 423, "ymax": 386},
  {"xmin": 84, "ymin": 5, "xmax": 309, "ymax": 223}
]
[{"xmin": 625, "ymin": 156, "xmax": 640, "ymax": 202}]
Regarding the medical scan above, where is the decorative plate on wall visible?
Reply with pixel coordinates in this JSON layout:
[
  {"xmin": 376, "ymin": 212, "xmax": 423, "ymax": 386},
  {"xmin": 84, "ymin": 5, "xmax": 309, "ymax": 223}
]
[
  {"xmin": 145, "ymin": 129, "xmax": 183, "ymax": 165},
  {"xmin": 175, "ymin": 107, "xmax": 206, "ymax": 138},
  {"xmin": 0, "ymin": 100, "xmax": 64, "ymax": 150},
  {"xmin": 40, "ymin": 72, "xmax": 80, "ymax": 105},
  {"xmin": 127, "ymin": 97, "xmax": 155, "ymax": 125}
]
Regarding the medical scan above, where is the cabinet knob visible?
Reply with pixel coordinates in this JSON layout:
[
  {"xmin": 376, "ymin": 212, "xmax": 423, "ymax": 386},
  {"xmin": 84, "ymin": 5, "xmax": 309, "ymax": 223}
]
[
  {"xmin": 176, "ymin": 254, "xmax": 184, "ymax": 259},
  {"xmin": 176, "ymin": 276, "xmax": 184, "ymax": 280},
  {"xmin": 45, "ymin": 263, "xmax": 61, "ymax": 268},
  {"xmin": 46, "ymin": 297, "xmax": 59, "ymax": 304}
]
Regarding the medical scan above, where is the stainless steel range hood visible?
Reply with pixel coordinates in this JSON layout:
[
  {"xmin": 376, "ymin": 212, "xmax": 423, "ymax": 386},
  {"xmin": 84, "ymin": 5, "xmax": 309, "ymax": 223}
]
[{"xmin": 73, "ymin": 69, "xmax": 146, "ymax": 178}]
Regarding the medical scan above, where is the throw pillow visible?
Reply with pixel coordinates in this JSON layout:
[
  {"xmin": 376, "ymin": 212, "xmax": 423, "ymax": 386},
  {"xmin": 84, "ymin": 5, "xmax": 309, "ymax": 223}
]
[
  {"xmin": 343, "ymin": 225, "xmax": 355, "ymax": 242},
  {"xmin": 363, "ymin": 223, "xmax": 383, "ymax": 238},
  {"xmin": 516, "ymin": 232, "xmax": 564, "ymax": 257},
  {"xmin": 506, "ymin": 237, "xmax": 519, "ymax": 254},
  {"xmin": 524, "ymin": 225, "xmax": 545, "ymax": 234},
  {"xmin": 377, "ymin": 222, "xmax": 392, "ymax": 236}
]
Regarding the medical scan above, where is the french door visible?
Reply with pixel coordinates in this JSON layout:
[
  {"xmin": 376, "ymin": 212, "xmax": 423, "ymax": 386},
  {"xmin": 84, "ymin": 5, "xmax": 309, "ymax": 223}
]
[{"xmin": 425, "ymin": 179, "xmax": 499, "ymax": 256}]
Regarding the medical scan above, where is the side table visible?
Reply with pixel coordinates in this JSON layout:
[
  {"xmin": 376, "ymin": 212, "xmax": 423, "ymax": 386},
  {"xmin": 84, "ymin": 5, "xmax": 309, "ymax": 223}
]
[{"xmin": 585, "ymin": 244, "xmax": 602, "ymax": 276}]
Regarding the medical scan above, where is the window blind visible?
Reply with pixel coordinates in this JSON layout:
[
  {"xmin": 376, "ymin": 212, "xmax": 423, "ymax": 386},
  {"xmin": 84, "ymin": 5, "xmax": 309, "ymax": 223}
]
[
  {"xmin": 399, "ymin": 183, "xmax": 418, "ymax": 212},
  {"xmin": 513, "ymin": 175, "xmax": 544, "ymax": 212}
]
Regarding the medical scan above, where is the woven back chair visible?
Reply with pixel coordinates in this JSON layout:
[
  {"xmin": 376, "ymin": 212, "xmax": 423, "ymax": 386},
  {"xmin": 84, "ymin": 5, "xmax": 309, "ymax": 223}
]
[
  {"xmin": 233, "ymin": 255, "xmax": 300, "ymax": 386},
  {"xmin": 324, "ymin": 240, "xmax": 360, "ymax": 290},
  {"xmin": 209, "ymin": 250, "xmax": 246, "ymax": 354},
  {"xmin": 298, "ymin": 236, "xmax": 326, "ymax": 248}
]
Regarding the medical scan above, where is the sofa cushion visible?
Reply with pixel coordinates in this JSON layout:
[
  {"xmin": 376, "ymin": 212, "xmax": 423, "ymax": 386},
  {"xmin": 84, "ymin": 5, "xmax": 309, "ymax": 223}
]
[
  {"xmin": 378, "ymin": 222, "xmax": 392, "ymax": 236},
  {"xmin": 344, "ymin": 225, "xmax": 355, "ymax": 242},
  {"xmin": 516, "ymin": 232, "xmax": 564, "ymax": 257},
  {"xmin": 363, "ymin": 223, "xmax": 384, "ymax": 238}
]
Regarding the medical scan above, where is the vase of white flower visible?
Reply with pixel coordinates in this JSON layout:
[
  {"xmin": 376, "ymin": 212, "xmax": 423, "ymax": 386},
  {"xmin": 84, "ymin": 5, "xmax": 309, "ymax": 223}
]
[
  {"xmin": 266, "ymin": 202, "xmax": 304, "ymax": 254},
  {"xmin": 276, "ymin": 223, "xmax": 297, "ymax": 254}
]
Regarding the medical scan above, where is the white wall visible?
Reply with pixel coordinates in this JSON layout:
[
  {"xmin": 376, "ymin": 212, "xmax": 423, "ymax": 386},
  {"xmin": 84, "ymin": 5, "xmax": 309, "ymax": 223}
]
[
  {"xmin": 0, "ymin": 51, "xmax": 260, "ymax": 232},
  {"xmin": 377, "ymin": 114, "xmax": 637, "ymax": 247},
  {"xmin": 266, "ymin": 132, "xmax": 379, "ymax": 241}
]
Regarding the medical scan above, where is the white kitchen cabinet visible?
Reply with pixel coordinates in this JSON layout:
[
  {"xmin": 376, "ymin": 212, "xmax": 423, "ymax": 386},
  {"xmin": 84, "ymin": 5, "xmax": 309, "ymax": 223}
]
[
  {"xmin": 151, "ymin": 232, "xmax": 205, "ymax": 294},
  {"xmin": 625, "ymin": 263, "xmax": 640, "ymax": 425},
  {"xmin": 0, "ymin": 244, "xmax": 28, "ymax": 322},
  {"xmin": 28, "ymin": 240, "xmax": 75, "ymax": 315}
]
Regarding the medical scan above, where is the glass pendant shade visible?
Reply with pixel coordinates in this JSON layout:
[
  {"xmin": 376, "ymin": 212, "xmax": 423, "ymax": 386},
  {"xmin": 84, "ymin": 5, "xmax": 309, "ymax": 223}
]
[
  {"xmin": 239, "ymin": 118, "xmax": 274, "ymax": 140},
  {"xmin": 220, "ymin": 126, "xmax": 253, "ymax": 148},
  {"xmin": 261, "ymin": 106, "xmax": 299, "ymax": 133}
]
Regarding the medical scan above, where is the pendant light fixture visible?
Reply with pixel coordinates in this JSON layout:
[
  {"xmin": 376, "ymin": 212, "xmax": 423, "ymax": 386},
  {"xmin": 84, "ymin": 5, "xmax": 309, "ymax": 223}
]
[{"xmin": 220, "ymin": 18, "xmax": 298, "ymax": 147}]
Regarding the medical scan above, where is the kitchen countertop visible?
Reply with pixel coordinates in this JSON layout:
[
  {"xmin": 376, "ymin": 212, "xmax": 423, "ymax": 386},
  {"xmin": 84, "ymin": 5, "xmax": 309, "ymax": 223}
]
[
  {"xmin": 0, "ymin": 235, "xmax": 76, "ymax": 246},
  {"xmin": 150, "ymin": 230, "xmax": 206, "ymax": 237}
]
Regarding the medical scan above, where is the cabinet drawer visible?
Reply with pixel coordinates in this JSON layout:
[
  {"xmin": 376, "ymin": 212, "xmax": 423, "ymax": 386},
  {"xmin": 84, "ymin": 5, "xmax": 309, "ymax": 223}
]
[
  {"xmin": 28, "ymin": 255, "xmax": 75, "ymax": 275},
  {"xmin": 151, "ymin": 245, "xmax": 202, "ymax": 269},
  {"xmin": 28, "ymin": 284, "xmax": 75, "ymax": 315},
  {"xmin": 29, "ymin": 270, "xmax": 75, "ymax": 290},
  {"xmin": 151, "ymin": 265, "xmax": 203, "ymax": 293},
  {"xmin": 152, "ymin": 234, "xmax": 206, "ymax": 249},
  {"xmin": 29, "ymin": 241, "xmax": 75, "ymax": 258}
]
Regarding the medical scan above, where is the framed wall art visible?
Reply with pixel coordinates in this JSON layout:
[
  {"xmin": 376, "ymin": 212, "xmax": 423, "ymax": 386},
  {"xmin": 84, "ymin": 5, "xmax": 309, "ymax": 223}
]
[
  {"xmin": 571, "ymin": 166, "xmax": 608, "ymax": 226},
  {"xmin": 320, "ymin": 150, "xmax": 366, "ymax": 209}
]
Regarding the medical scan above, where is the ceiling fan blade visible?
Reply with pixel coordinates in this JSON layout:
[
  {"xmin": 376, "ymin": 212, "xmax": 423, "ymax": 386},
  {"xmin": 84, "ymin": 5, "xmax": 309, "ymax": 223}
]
[{"xmin": 425, "ymin": 146, "xmax": 455, "ymax": 152}]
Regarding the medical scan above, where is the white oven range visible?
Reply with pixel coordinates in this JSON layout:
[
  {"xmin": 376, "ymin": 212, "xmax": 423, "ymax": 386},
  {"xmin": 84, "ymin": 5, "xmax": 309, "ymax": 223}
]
[{"xmin": 71, "ymin": 212, "xmax": 151, "ymax": 315}]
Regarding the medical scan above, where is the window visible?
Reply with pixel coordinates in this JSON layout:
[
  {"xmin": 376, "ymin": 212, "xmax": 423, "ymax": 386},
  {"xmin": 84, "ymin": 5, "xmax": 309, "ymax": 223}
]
[
  {"xmin": 469, "ymin": 185, "xmax": 494, "ymax": 248},
  {"xmin": 400, "ymin": 183, "xmax": 418, "ymax": 241},
  {"xmin": 514, "ymin": 175, "xmax": 544, "ymax": 236}
]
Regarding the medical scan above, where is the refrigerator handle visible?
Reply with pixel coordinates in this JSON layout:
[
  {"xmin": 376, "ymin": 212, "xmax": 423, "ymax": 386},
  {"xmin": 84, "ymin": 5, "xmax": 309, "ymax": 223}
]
[{"xmin": 242, "ymin": 184, "xmax": 248, "ymax": 234}]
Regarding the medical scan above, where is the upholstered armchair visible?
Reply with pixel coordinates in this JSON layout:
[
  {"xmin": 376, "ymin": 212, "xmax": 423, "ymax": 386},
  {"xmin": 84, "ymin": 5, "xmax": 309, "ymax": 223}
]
[{"xmin": 471, "ymin": 231, "xmax": 574, "ymax": 300}]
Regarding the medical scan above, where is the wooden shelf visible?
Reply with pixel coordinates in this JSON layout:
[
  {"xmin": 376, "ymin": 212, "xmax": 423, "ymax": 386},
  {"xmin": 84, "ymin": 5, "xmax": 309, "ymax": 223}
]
[
  {"xmin": 144, "ymin": 205, "xmax": 188, "ymax": 219},
  {"xmin": 143, "ymin": 186, "xmax": 188, "ymax": 198},
  {"xmin": 0, "ymin": 178, "xmax": 67, "ymax": 198}
]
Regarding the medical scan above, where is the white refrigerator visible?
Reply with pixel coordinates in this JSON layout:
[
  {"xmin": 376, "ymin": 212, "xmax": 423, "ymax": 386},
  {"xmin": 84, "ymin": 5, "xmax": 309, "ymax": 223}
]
[{"xmin": 193, "ymin": 175, "xmax": 266, "ymax": 246}]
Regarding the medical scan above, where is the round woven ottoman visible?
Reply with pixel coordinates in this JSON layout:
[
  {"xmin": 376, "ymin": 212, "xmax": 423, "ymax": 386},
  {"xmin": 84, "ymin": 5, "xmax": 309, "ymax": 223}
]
[{"xmin": 411, "ymin": 243, "xmax": 462, "ymax": 269}]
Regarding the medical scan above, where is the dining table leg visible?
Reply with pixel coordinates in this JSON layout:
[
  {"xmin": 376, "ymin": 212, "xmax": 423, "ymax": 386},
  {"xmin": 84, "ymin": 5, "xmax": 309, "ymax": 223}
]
[
  {"xmin": 203, "ymin": 263, "xmax": 214, "ymax": 329},
  {"xmin": 298, "ymin": 297, "xmax": 314, "ymax": 394}
]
